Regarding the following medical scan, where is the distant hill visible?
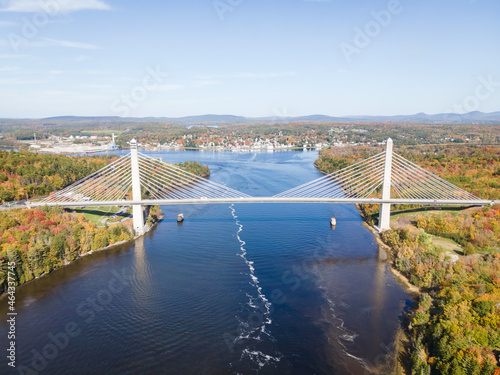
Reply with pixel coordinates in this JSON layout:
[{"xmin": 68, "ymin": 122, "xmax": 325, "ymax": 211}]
[
  {"xmin": 256, "ymin": 114, "xmax": 354, "ymax": 122},
  {"xmin": 157, "ymin": 114, "xmax": 250, "ymax": 124},
  {"xmin": 42, "ymin": 114, "xmax": 250, "ymax": 125},
  {"xmin": 6, "ymin": 111, "xmax": 500, "ymax": 125},
  {"xmin": 43, "ymin": 116, "xmax": 145, "ymax": 123},
  {"xmin": 343, "ymin": 111, "xmax": 500, "ymax": 124},
  {"xmin": 258, "ymin": 111, "xmax": 500, "ymax": 124}
]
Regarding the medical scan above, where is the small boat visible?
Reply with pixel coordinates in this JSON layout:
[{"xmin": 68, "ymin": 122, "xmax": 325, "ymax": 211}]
[
  {"xmin": 330, "ymin": 217, "xmax": 336, "ymax": 226},
  {"xmin": 177, "ymin": 213, "xmax": 184, "ymax": 222}
]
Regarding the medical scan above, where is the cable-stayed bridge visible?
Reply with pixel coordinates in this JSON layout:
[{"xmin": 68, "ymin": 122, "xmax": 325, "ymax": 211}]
[{"xmin": 26, "ymin": 139, "xmax": 496, "ymax": 234}]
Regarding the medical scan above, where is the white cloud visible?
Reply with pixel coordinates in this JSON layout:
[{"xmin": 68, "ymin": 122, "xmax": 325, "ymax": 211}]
[
  {"xmin": 79, "ymin": 83, "xmax": 114, "ymax": 89},
  {"xmin": 191, "ymin": 80, "xmax": 218, "ymax": 88},
  {"xmin": 33, "ymin": 38, "xmax": 100, "ymax": 49},
  {"xmin": 0, "ymin": 0, "xmax": 111, "ymax": 13},
  {"xmin": 0, "ymin": 37, "xmax": 99, "ymax": 49},
  {"xmin": 0, "ymin": 20, "xmax": 17, "ymax": 27},
  {"xmin": 0, "ymin": 66, "xmax": 20, "ymax": 72},
  {"xmin": 75, "ymin": 55, "xmax": 91, "ymax": 62},
  {"xmin": 42, "ymin": 89, "xmax": 75, "ymax": 96},
  {"xmin": 84, "ymin": 69, "xmax": 108, "ymax": 75},
  {"xmin": 0, "ymin": 78, "xmax": 46, "ymax": 84},
  {"xmin": 200, "ymin": 71, "xmax": 297, "ymax": 81},
  {"xmin": 235, "ymin": 71, "xmax": 296, "ymax": 78},
  {"xmin": 157, "ymin": 84, "xmax": 184, "ymax": 91},
  {"xmin": 0, "ymin": 53, "xmax": 32, "ymax": 58}
]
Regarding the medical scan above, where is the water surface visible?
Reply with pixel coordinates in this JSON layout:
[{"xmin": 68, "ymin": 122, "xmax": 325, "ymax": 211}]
[{"xmin": 0, "ymin": 150, "xmax": 413, "ymax": 374}]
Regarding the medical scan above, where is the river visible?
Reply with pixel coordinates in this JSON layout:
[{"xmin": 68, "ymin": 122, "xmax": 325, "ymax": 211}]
[{"xmin": 0, "ymin": 150, "xmax": 413, "ymax": 375}]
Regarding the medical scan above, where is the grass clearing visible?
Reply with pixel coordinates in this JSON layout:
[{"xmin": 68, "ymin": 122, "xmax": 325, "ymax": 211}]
[
  {"xmin": 70, "ymin": 206, "xmax": 127, "ymax": 224},
  {"xmin": 388, "ymin": 207, "xmax": 466, "ymax": 256},
  {"xmin": 389, "ymin": 206, "xmax": 473, "ymax": 221},
  {"xmin": 430, "ymin": 234, "xmax": 463, "ymax": 255}
]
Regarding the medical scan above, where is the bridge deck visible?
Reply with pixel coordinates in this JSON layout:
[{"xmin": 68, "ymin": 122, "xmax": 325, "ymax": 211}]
[{"xmin": 24, "ymin": 197, "xmax": 498, "ymax": 208}]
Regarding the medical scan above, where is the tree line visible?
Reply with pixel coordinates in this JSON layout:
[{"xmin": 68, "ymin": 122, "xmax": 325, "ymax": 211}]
[
  {"xmin": 174, "ymin": 160, "xmax": 210, "ymax": 177},
  {"xmin": 382, "ymin": 207, "xmax": 500, "ymax": 374},
  {"xmin": 0, "ymin": 150, "xmax": 117, "ymax": 203},
  {"xmin": 0, "ymin": 149, "xmax": 210, "ymax": 294},
  {"xmin": 315, "ymin": 144, "xmax": 500, "ymax": 374},
  {"xmin": 0, "ymin": 205, "xmax": 134, "ymax": 293}
]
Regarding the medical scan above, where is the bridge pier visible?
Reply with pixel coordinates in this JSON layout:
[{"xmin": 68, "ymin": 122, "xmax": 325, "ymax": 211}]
[
  {"xmin": 377, "ymin": 138, "xmax": 393, "ymax": 232},
  {"xmin": 130, "ymin": 139, "xmax": 145, "ymax": 235},
  {"xmin": 132, "ymin": 204, "xmax": 145, "ymax": 235}
]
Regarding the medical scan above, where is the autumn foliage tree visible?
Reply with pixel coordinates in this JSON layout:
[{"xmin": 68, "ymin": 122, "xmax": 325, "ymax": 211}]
[
  {"xmin": 0, "ymin": 150, "xmax": 117, "ymax": 203},
  {"xmin": 0, "ymin": 206, "xmax": 133, "ymax": 293}
]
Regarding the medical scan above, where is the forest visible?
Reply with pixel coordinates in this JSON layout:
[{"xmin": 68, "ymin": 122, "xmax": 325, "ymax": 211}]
[
  {"xmin": 382, "ymin": 210, "xmax": 500, "ymax": 375},
  {"xmin": 315, "ymin": 145, "xmax": 500, "ymax": 374},
  {"xmin": 0, "ymin": 151, "xmax": 212, "ymax": 203},
  {"xmin": 0, "ymin": 149, "xmax": 210, "ymax": 294},
  {"xmin": 174, "ymin": 160, "xmax": 210, "ymax": 177},
  {"xmin": 0, "ymin": 205, "xmax": 133, "ymax": 293},
  {"xmin": 0, "ymin": 205, "xmax": 165, "ymax": 294},
  {"xmin": 315, "ymin": 144, "xmax": 500, "ymax": 200},
  {"xmin": 0, "ymin": 150, "xmax": 117, "ymax": 203}
]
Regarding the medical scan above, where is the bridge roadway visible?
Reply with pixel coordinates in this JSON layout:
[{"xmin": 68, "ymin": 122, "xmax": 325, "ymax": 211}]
[{"xmin": 22, "ymin": 197, "xmax": 499, "ymax": 208}]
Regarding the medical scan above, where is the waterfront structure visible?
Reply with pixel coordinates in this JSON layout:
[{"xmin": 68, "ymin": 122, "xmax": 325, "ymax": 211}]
[{"xmin": 29, "ymin": 139, "xmax": 496, "ymax": 234}]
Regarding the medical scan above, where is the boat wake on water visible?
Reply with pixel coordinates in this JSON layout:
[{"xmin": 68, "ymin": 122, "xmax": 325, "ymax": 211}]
[
  {"xmin": 314, "ymin": 264, "xmax": 374, "ymax": 374},
  {"xmin": 324, "ymin": 297, "xmax": 368, "ymax": 365},
  {"xmin": 229, "ymin": 204, "xmax": 282, "ymax": 372}
]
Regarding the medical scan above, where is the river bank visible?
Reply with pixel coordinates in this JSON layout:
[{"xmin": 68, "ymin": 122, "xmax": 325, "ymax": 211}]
[
  {"xmin": 0, "ymin": 150, "xmax": 419, "ymax": 375},
  {"xmin": 0, "ymin": 212, "xmax": 164, "ymax": 299},
  {"xmin": 311, "ymin": 163, "xmax": 420, "ymax": 374},
  {"xmin": 355, "ymin": 203, "xmax": 420, "ymax": 293},
  {"xmin": 355, "ymin": 205, "xmax": 418, "ymax": 375},
  {"xmin": 359, "ymin": 218, "xmax": 421, "ymax": 296},
  {"xmin": 317, "ymin": 166, "xmax": 423, "ymax": 298},
  {"xmin": 356, "ymin": 201, "xmax": 500, "ymax": 373}
]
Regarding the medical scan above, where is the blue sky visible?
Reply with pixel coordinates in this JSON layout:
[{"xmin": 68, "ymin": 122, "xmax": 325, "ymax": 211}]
[{"xmin": 0, "ymin": 0, "xmax": 499, "ymax": 118}]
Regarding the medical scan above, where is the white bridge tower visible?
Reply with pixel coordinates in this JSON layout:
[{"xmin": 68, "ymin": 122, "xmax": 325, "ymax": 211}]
[
  {"xmin": 130, "ymin": 139, "xmax": 145, "ymax": 235},
  {"xmin": 377, "ymin": 138, "xmax": 393, "ymax": 232}
]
